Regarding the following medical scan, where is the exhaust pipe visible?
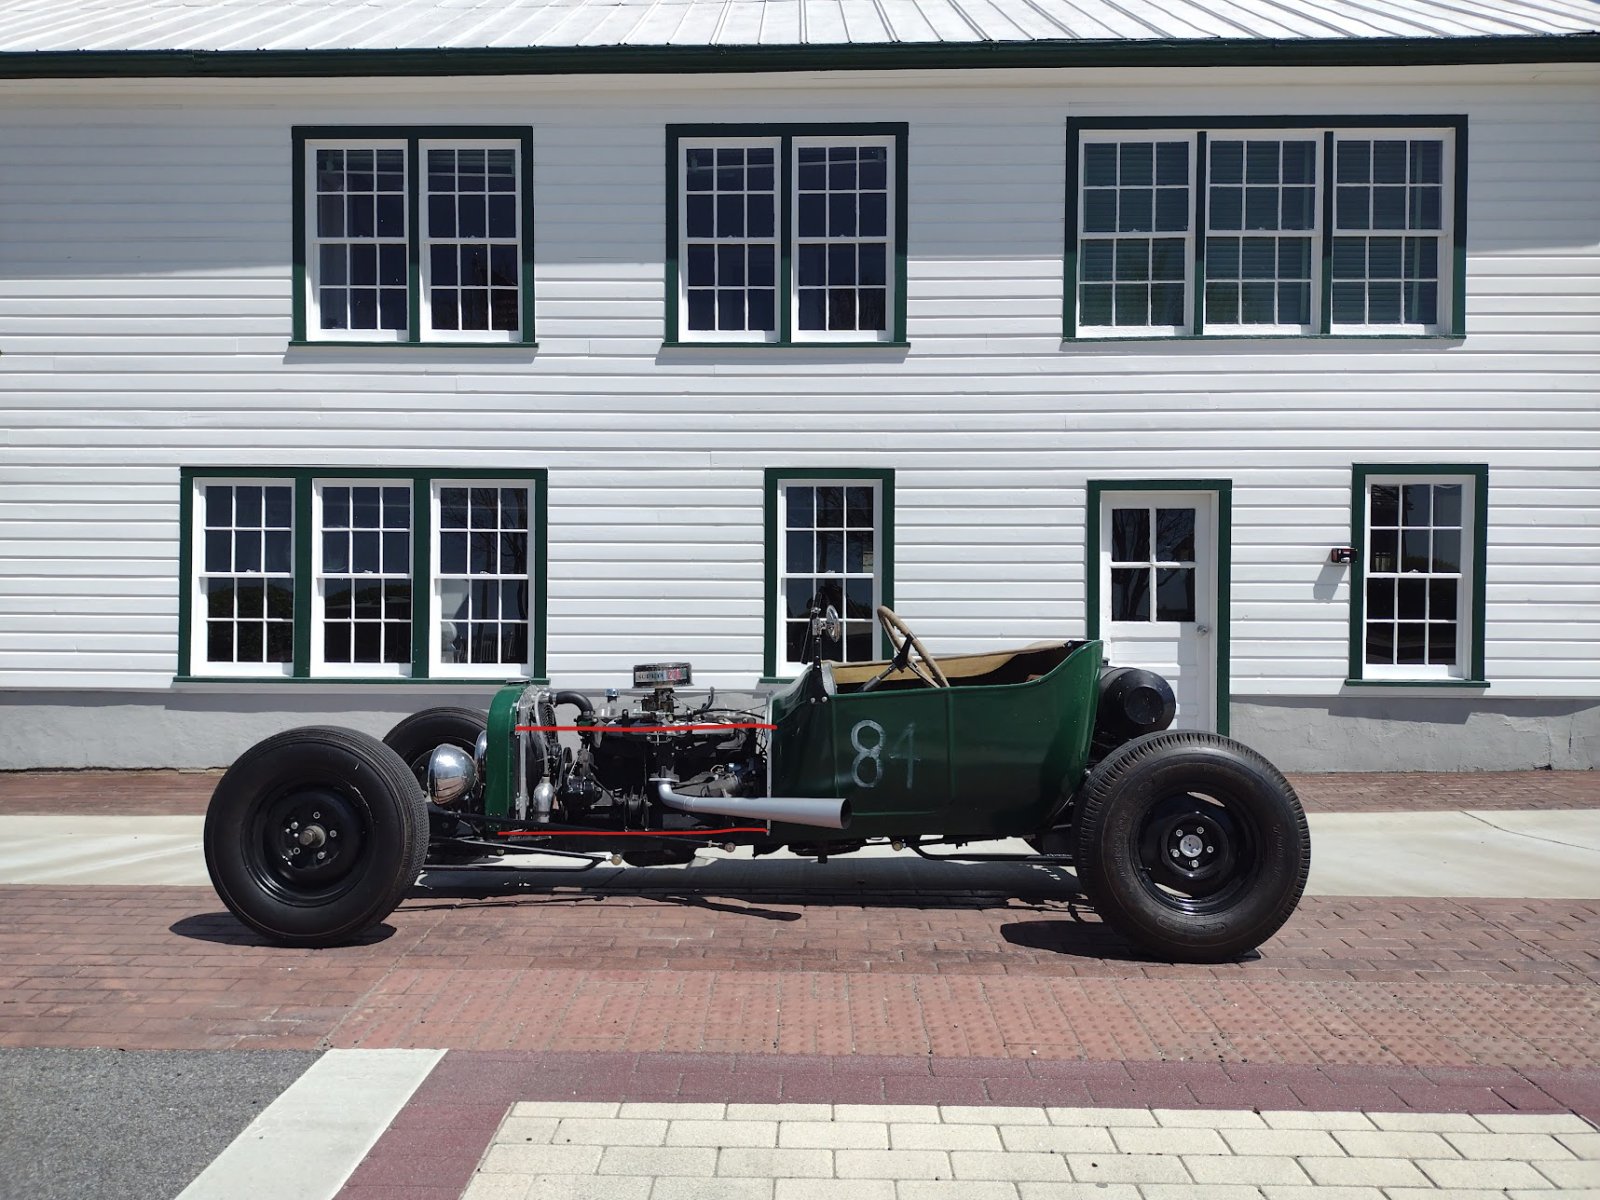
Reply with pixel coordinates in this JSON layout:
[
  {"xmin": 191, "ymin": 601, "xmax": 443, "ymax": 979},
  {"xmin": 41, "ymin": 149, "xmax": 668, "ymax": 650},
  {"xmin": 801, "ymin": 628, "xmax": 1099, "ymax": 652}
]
[{"xmin": 653, "ymin": 780, "xmax": 851, "ymax": 830}]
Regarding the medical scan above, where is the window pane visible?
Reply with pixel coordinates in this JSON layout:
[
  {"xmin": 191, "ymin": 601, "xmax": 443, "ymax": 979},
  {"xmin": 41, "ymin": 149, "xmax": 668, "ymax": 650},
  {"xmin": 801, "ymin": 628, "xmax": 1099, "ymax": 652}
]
[
  {"xmin": 1155, "ymin": 567, "xmax": 1195, "ymax": 622},
  {"xmin": 1111, "ymin": 508, "xmax": 1149, "ymax": 562},
  {"xmin": 1111, "ymin": 568, "xmax": 1150, "ymax": 621},
  {"xmin": 1155, "ymin": 508, "xmax": 1195, "ymax": 561}
]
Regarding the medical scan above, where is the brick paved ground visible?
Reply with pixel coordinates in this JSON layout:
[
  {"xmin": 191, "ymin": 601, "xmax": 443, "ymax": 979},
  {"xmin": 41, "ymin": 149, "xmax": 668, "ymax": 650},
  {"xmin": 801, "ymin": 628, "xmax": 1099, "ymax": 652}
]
[
  {"xmin": 0, "ymin": 768, "xmax": 1595, "ymax": 816},
  {"xmin": 4, "ymin": 885, "xmax": 1599, "ymax": 1069}
]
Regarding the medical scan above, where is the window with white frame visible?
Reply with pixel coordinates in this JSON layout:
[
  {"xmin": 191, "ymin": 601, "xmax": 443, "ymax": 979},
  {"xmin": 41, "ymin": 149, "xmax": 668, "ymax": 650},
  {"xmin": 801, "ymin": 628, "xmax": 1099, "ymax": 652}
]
[
  {"xmin": 196, "ymin": 482, "xmax": 296, "ymax": 675},
  {"xmin": 670, "ymin": 125, "xmax": 907, "ymax": 344},
  {"xmin": 432, "ymin": 483, "xmax": 532, "ymax": 674},
  {"xmin": 767, "ymin": 472, "xmax": 893, "ymax": 675},
  {"xmin": 1352, "ymin": 467, "xmax": 1485, "ymax": 682},
  {"xmin": 297, "ymin": 128, "xmax": 532, "ymax": 344},
  {"xmin": 183, "ymin": 471, "xmax": 544, "ymax": 680},
  {"xmin": 1069, "ymin": 119, "xmax": 1462, "ymax": 338}
]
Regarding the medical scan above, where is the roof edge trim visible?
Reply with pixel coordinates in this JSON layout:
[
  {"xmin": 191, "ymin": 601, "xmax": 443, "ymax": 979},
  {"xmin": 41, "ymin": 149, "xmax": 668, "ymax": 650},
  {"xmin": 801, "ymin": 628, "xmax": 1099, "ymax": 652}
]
[{"xmin": 1, "ymin": 34, "xmax": 1598, "ymax": 80}]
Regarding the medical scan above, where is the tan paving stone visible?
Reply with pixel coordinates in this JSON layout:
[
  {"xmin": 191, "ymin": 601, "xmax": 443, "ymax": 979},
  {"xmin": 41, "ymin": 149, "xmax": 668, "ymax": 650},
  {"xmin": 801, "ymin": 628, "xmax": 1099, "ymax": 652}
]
[
  {"xmin": 521, "ymin": 1179, "xmax": 651, "ymax": 1200},
  {"xmin": 1014, "ymin": 1187, "xmax": 1140, "ymax": 1200},
  {"xmin": 1111, "ymin": 1125, "xmax": 1228, "ymax": 1155},
  {"xmin": 461, "ymin": 1176, "xmax": 533, "ymax": 1200},
  {"xmin": 512, "ymin": 1101, "xmax": 621, "ymax": 1119},
  {"xmin": 998, "ymin": 1124, "xmax": 1116, "ymax": 1153},
  {"xmin": 779, "ymin": 1120, "xmax": 889, "ymax": 1149},
  {"xmin": 1184, "ymin": 1153, "xmax": 1310, "ymax": 1185},
  {"xmin": 834, "ymin": 1150, "xmax": 952, "ymax": 1179},
  {"xmin": 1063, "ymin": 1153, "xmax": 1190, "ymax": 1183},
  {"xmin": 730, "ymin": 1104, "xmax": 833, "ymax": 1122},
  {"xmin": 555, "ymin": 1117, "xmax": 668, "ymax": 1146},
  {"xmin": 1419, "ymin": 1158, "xmax": 1553, "ymax": 1189},
  {"xmin": 1381, "ymin": 1189, "xmax": 1513, "ymax": 1200},
  {"xmin": 1478, "ymin": 1113, "xmax": 1596, "ymax": 1134},
  {"xmin": 717, "ymin": 1148, "xmax": 835, "ymax": 1178},
  {"xmin": 1139, "ymin": 1187, "xmax": 1263, "ymax": 1200},
  {"xmin": 1561, "ymin": 1132, "xmax": 1600, "ymax": 1159},
  {"xmin": 597, "ymin": 1146, "xmax": 718, "ymax": 1177},
  {"xmin": 1332, "ymin": 1129, "xmax": 1459, "ymax": 1158},
  {"xmin": 1535, "ymin": 1159, "xmax": 1600, "ymax": 1187},
  {"xmin": 1367, "ymin": 1112, "xmax": 1485, "ymax": 1133},
  {"xmin": 1222, "ymin": 1127, "xmax": 1343, "ymax": 1157},
  {"xmin": 944, "ymin": 1105, "xmax": 1050, "ymax": 1125},
  {"xmin": 1444, "ymin": 1132, "xmax": 1575, "ymax": 1160},
  {"xmin": 891, "ymin": 1122, "xmax": 1003, "ymax": 1151},
  {"xmin": 651, "ymin": 1179, "xmax": 774, "ymax": 1200},
  {"xmin": 951, "ymin": 1150, "xmax": 1073, "ymax": 1181},
  {"xmin": 1047, "ymin": 1106, "xmax": 1156, "ymax": 1127},
  {"xmin": 479, "ymin": 1143, "xmax": 604, "ymax": 1175},
  {"xmin": 1509, "ymin": 1191, "xmax": 1600, "ymax": 1200},
  {"xmin": 774, "ymin": 1182, "xmax": 895, "ymax": 1200},
  {"xmin": 834, "ymin": 1104, "xmax": 941, "ymax": 1123},
  {"xmin": 665, "ymin": 1120, "xmax": 778, "ymax": 1148},
  {"xmin": 495, "ymin": 1116, "xmax": 560, "ymax": 1144},
  {"xmin": 1260, "ymin": 1111, "xmax": 1376, "ymax": 1131},
  {"xmin": 1153, "ymin": 1107, "xmax": 1266, "ymax": 1128},
  {"xmin": 1298, "ymin": 1156, "xmax": 1430, "ymax": 1187},
  {"xmin": 619, "ymin": 1103, "xmax": 727, "ymax": 1120},
  {"xmin": 1260, "ymin": 1187, "xmax": 1385, "ymax": 1200},
  {"xmin": 898, "ymin": 1184, "xmax": 1021, "ymax": 1200}
]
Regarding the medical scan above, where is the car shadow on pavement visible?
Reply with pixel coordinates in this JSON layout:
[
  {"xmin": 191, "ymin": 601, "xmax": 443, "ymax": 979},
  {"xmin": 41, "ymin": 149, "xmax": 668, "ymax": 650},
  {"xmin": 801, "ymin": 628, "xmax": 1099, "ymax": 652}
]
[
  {"xmin": 168, "ymin": 912, "xmax": 398, "ymax": 947},
  {"xmin": 1000, "ymin": 916, "xmax": 1264, "ymax": 965}
]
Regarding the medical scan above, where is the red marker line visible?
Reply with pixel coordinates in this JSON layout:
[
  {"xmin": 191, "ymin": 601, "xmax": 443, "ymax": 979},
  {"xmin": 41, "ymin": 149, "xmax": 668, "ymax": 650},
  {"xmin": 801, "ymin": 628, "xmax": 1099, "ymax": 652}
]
[
  {"xmin": 514, "ymin": 723, "xmax": 775, "ymax": 733},
  {"xmin": 497, "ymin": 826, "xmax": 766, "ymax": 838}
]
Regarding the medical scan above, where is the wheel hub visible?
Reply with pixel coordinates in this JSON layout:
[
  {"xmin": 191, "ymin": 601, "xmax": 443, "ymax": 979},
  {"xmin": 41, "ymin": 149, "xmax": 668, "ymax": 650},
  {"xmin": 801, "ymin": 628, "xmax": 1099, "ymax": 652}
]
[
  {"xmin": 262, "ymin": 788, "xmax": 364, "ymax": 889},
  {"xmin": 1136, "ymin": 793, "xmax": 1251, "ymax": 911}
]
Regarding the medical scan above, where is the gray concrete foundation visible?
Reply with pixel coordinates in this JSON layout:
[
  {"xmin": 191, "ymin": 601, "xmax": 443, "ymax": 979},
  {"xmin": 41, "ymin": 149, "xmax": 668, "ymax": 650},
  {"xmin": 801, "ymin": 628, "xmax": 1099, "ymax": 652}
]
[{"xmin": 1231, "ymin": 695, "xmax": 1600, "ymax": 771}]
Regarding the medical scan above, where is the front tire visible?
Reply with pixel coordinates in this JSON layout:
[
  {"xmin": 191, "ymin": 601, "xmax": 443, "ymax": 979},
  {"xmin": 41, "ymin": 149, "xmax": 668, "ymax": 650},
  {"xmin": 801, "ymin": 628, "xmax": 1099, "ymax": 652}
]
[
  {"xmin": 204, "ymin": 726, "xmax": 427, "ymax": 947},
  {"xmin": 1071, "ymin": 730, "xmax": 1310, "ymax": 963}
]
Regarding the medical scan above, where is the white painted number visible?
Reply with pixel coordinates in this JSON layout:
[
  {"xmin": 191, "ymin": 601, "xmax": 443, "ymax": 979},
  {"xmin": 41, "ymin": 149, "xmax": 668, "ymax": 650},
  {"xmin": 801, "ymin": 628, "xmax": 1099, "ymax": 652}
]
[{"xmin": 849, "ymin": 720, "xmax": 916, "ymax": 790}]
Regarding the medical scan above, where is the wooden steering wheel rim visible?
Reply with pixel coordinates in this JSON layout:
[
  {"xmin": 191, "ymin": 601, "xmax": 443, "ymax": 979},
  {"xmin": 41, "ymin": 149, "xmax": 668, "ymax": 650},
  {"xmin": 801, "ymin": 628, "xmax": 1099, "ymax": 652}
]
[{"xmin": 875, "ymin": 606, "xmax": 951, "ymax": 688}]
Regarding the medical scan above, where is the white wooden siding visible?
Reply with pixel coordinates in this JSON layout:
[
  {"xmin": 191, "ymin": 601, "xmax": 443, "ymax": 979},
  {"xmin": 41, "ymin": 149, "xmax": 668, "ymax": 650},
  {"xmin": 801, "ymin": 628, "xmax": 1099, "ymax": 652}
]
[{"xmin": 0, "ymin": 67, "xmax": 1597, "ymax": 696}]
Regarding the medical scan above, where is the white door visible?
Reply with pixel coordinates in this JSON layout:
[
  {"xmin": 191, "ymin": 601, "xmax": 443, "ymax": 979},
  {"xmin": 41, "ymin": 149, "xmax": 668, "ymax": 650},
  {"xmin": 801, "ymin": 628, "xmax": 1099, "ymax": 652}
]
[{"xmin": 1099, "ymin": 491, "xmax": 1217, "ymax": 731}]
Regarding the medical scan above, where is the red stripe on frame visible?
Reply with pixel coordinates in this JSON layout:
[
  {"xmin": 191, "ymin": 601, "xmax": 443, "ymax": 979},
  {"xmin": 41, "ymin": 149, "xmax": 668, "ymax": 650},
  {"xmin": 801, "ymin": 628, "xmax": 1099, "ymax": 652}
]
[
  {"xmin": 497, "ymin": 826, "xmax": 767, "ymax": 838},
  {"xmin": 514, "ymin": 723, "xmax": 775, "ymax": 733}
]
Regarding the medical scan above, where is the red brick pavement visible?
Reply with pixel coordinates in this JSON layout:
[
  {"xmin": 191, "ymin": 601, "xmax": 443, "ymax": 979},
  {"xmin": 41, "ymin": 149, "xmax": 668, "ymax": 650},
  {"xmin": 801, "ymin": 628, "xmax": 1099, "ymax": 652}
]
[
  {"xmin": 3, "ymin": 884, "xmax": 1598, "ymax": 1070},
  {"xmin": 1, "ymin": 767, "xmax": 1594, "ymax": 816}
]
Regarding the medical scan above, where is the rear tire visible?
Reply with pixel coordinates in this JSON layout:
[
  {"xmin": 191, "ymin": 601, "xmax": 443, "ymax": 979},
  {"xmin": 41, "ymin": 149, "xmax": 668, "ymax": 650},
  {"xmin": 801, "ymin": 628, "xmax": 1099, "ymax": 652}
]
[
  {"xmin": 1070, "ymin": 730, "xmax": 1309, "ymax": 963},
  {"xmin": 383, "ymin": 706, "xmax": 488, "ymax": 786},
  {"xmin": 204, "ymin": 726, "xmax": 427, "ymax": 947}
]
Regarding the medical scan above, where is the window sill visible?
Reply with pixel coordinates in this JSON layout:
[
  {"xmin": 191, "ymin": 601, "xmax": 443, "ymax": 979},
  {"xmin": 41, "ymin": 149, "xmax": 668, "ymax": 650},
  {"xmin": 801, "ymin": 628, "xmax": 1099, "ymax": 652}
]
[
  {"xmin": 174, "ymin": 675, "xmax": 547, "ymax": 687},
  {"xmin": 1343, "ymin": 678, "xmax": 1489, "ymax": 689},
  {"xmin": 662, "ymin": 341, "xmax": 910, "ymax": 350},
  {"xmin": 287, "ymin": 339, "xmax": 537, "ymax": 349},
  {"xmin": 1064, "ymin": 333, "xmax": 1463, "ymax": 344}
]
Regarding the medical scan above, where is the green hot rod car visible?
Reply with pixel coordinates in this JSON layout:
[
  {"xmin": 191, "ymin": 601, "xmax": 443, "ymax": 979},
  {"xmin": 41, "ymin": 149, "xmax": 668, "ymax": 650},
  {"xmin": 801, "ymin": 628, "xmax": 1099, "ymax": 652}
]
[{"xmin": 204, "ymin": 606, "xmax": 1311, "ymax": 962}]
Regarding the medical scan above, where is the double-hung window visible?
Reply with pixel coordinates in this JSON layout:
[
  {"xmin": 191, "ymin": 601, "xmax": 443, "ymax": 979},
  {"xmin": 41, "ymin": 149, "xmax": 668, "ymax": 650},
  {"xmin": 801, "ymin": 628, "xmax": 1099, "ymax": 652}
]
[
  {"xmin": 763, "ymin": 469, "xmax": 895, "ymax": 679},
  {"xmin": 667, "ymin": 125, "xmax": 908, "ymax": 345},
  {"xmin": 1348, "ymin": 464, "xmax": 1487, "ymax": 685},
  {"xmin": 1067, "ymin": 118, "xmax": 1464, "ymax": 339},
  {"xmin": 294, "ymin": 127, "xmax": 534, "ymax": 345},
  {"xmin": 181, "ymin": 470, "xmax": 546, "ymax": 681}
]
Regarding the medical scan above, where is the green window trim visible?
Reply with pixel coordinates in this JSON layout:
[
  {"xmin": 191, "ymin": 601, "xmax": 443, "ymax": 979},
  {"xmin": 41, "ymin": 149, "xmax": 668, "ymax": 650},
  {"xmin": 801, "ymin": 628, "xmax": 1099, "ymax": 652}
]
[
  {"xmin": 1064, "ymin": 115, "xmax": 1467, "ymax": 341},
  {"xmin": 1347, "ymin": 462, "xmax": 1487, "ymax": 686},
  {"xmin": 1085, "ymin": 479, "xmax": 1232, "ymax": 737},
  {"xmin": 177, "ymin": 467, "xmax": 548, "ymax": 682},
  {"xmin": 292, "ymin": 125, "xmax": 536, "ymax": 346},
  {"xmin": 762, "ymin": 467, "xmax": 896, "ymax": 680},
  {"xmin": 665, "ymin": 123, "xmax": 910, "ymax": 347}
]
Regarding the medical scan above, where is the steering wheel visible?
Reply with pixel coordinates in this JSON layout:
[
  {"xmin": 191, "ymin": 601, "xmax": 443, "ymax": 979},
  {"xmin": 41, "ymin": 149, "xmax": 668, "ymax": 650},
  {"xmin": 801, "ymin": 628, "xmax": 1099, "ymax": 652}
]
[{"xmin": 875, "ymin": 606, "xmax": 950, "ymax": 689}]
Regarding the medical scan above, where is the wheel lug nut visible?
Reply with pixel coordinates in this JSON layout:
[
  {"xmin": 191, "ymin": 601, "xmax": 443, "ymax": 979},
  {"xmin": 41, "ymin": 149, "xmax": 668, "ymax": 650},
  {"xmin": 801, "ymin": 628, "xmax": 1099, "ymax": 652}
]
[
  {"xmin": 329, "ymin": 830, "xmax": 338, "ymax": 838},
  {"xmin": 316, "ymin": 851, "xmax": 325, "ymax": 861},
  {"xmin": 1190, "ymin": 859, "xmax": 1199, "ymax": 868},
  {"xmin": 290, "ymin": 822, "xmax": 299, "ymax": 830},
  {"xmin": 312, "ymin": 812, "xmax": 321, "ymax": 820},
  {"xmin": 1170, "ymin": 849, "xmax": 1179, "ymax": 858},
  {"xmin": 1206, "ymin": 845, "xmax": 1214, "ymax": 853}
]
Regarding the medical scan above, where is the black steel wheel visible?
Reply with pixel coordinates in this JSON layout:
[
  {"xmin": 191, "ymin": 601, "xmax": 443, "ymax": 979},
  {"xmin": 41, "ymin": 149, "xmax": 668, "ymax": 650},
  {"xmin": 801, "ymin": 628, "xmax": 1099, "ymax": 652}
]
[
  {"xmin": 1070, "ymin": 730, "xmax": 1310, "ymax": 962},
  {"xmin": 204, "ymin": 726, "xmax": 427, "ymax": 947},
  {"xmin": 383, "ymin": 706, "xmax": 488, "ymax": 786}
]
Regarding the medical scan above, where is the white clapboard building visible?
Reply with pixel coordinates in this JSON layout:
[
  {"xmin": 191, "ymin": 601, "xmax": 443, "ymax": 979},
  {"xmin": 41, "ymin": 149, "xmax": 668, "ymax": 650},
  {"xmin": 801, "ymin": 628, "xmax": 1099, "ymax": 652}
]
[{"xmin": 0, "ymin": 0, "xmax": 1596, "ymax": 770}]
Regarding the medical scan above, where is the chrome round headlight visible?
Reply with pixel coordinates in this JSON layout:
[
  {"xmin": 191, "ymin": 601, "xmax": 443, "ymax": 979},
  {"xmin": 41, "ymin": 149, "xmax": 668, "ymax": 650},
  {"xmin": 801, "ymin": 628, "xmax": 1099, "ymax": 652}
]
[{"xmin": 424, "ymin": 743, "xmax": 477, "ymax": 807}]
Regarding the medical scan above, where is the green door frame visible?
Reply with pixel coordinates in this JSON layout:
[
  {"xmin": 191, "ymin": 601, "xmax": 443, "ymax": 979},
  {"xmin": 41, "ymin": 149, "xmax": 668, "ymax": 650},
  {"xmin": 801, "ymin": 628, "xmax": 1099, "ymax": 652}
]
[{"xmin": 1085, "ymin": 479, "xmax": 1233, "ymax": 736}]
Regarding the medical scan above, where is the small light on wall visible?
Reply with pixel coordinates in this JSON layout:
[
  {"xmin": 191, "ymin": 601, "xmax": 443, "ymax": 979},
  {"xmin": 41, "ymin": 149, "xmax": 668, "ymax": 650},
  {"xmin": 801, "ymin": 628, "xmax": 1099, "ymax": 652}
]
[{"xmin": 1329, "ymin": 547, "xmax": 1356, "ymax": 565}]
